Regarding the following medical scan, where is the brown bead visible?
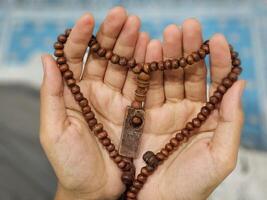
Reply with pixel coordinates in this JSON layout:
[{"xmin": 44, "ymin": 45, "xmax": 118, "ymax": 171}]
[
  {"xmin": 172, "ymin": 59, "xmax": 179, "ymax": 69},
  {"xmin": 88, "ymin": 118, "xmax": 97, "ymax": 128},
  {"xmin": 110, "ymin": 150, "xmax": 118, "ymax": 158},
  {"xmin": 138, "ymin": 72, "xmax": 150, "ymax": 81},
  {"xmin": 97, "ymin": 131, "xmax": 107, "ymax": 139},
  {"xmin": 91, "ymin": 43, "xmax": 100, "ymax": 52},
  {"xmin": 106, "ymin": 144, "xmax": 115, "ymax": 152},
  {"xmin": 65, "ymin": 28, "xmax": 72, "ymax": 37},
  {"xmin": 198, "ymin": 49, "xmax": 206, "ymax": 58},
  {"xmin": 170, "ymin": 138, "xmax": 179, "ymax": 147},
  {"xmin": 121, "ymin": 172, "xmax": 134, "ymax": 185},
  {"xmin": 232, "ymin": 66, "xmax": 242, "ymax": 75},
  {"xmin": 201, "ymin": 44, "xmax": 210, "ymax": 54},
  {"xmin": 210, "ymin": 96, "xmax": 219, "ymax": 105},
  {"xmin": 79, "ymin": 99, "xmax": 88, "ymax": 107},
  {"xmin": 214, "ymin": 91, "xmax": 223, "ymax": 100},
  {"xmin": 71, "ymin": 85, "xmax": 80, "ymax": 94},
  {"xmin": 119, "ymin": 57, "xmax": 128, "ymax": 66},
  {"xmin": 97, "ymin": 48, "xmax": 106, "ymax": 57},
  {"xmin": 156, "ymin": 152, "xmax": 166, "ymax": 161},
  {"xmin": 111, "ymin": 54, "xmax": 120, "ymax": 64},
  {"xmin": 186, "ymin": 122, "xmax": 194, "ymax": 131},
  {"xmin": 82, "ymin": 106, "xmax": 91, "ymax": 114},
  {"xmin": 102, "ymin": 138, "xmax": 111, "ymax": 146},
  {"xmin": 133, "ymin": 180, "xmax": 143, "ymax": 189},
  {"xmin": 164, "ymin": 59, "xmax": 172, "ymax": 69},
  {"xmin": 181, "ymin": 128, "xmax": 190, "ymax": 137},
  {"xmin": 88, "ymin": 38, "xmax": 97, "ymax": 47},
  {"xmin": 57, "ymin": 57, "xmax": 66, "ymax": 65},
  {"xmin": 128, "ymin": 58, "xmax": 136, "ymax": 68},
  {"xmin": 150, "ymin": 61, "xmax": 158, "ymax": 71},
  {"xmin": 222, "ymin": 78, "xmax": 233, "ymax": 88},
  {"xmin": 186, "ymin": 55, "xmax": 194, "ymax": 65},
  {"xmin": 118, "ymin": 161, "xmax": 127, "ymax": 169},
  {"xmin": 179, "ymin": 58, "xmax": 187, "ymax": 68},
  {"xmin": 165, "ymin": 143, "xmax": 173, "ymax": 152},
  {"xmin": 127, "ymin": 191, "xmax": 136, "ymax": 199},
  {"xmin": 105, "ymin": 50, "xmax": 113, "ymax": 60},
  {"xmin": 141, "ymin": 167, "xmax": 150, "ymax": 176},
  {"xmin": 160, "ymin": 149, "xmax": 169, "ymax": 157},
  {"xmin": 231, "ymin": 51, "xmax": 239, "ymax": 59},
  {"xmin": 192, "ymin": 118, "xmax": 201, "ymax": 128},
  {"xmin": 132, "ymin": 63, "xmax": 142, "ymax": 74},
  {"xmin": 176, "ymin": 133, "xmax": 184, "ymax": 141},
  {"xmin": 201, "ymin": 106, "xmax": 210, "ymax": 117},
  {"xmin": 57, "ymin": 34, "xmax": 67, "ymax": 43},
  {"xmin": 232, "ymin": 58, "xmax": 241, "ymax": 67},
  {"xmin": 115, "ymin": 155, "xmax": 122, "ymax": 163},
  {"xmin": 206, "ymin": 102, "xmax": 215, "ymax": 111},
  {"xmin": 63, "ymin": 70, "xmax": 73, "ymax": 79},
  {"xmin": 132, "ymin": 116, "xmax": 142, "ymax": 127},
  {"xmin": 217, "ymin": 84, "xmax": 227, "ymax": 94},
  {"xmin": 74, "ymin": 93, "xmax": 83, "ymax": 101},
  {"xmin": 93, "ymin": 123, "xmax": 103, "ymax": 134},
  {"xmin": 143, "ymin": 63, "xmax": 150, "ymax": 73},
  {"xmin": 228, "ymin": 72, "xmax": 238, "ymax": 82},
  {"xmin": 192, "ymin": 52, "xmax": 200, "ymax": 62},
  {"xmin": 54, "ymin": 42, "xmax": 64, "ymax": 49},
  {"xmin": 59, "ymin": 64, "xmax": 69, "ymax": 72},
  {"xmin": 137, "ymin": 174, "xmax": 147, "ymax": 183},
  {"xmin": 131, "ymin": 101, "xmax": 142, "ymax": 109},
  {"xmin": 143, "ymin": 151, "xmax": 154, "ymax": 163},
  {"xmin": 158, "ymin": 61, "xmax": 164, "ymax": 70},
  {"xmin": 66, "ymin": 78, "xmax": 76, "ymax": 87},
  {"xmin": 197, "ymin": 113, "xmax": 206, "ymax": 121},
  {"xmin": 54, "ymin": 50, "xmax": 64, "ymax": 57},
  {"xmin": 129, "ymin": 186, "xmax": 139, "ymax": 193}
]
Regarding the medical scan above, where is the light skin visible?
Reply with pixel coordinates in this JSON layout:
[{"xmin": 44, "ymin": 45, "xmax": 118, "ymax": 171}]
[{"xmin": 40, "ymin": 7, "xmax": 245, "ymax": 200}]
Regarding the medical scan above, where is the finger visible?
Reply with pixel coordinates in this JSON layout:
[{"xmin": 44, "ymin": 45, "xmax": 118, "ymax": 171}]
[
  {"xmin": 123, "ymin": 32, "xmax": 150, "ymax": 100},
  {"xmin": 145, "ymin": 40, "xmax": 164, "ymax": 109},
  {"xmin": 40, "ymin": 55, "xmax": 67, "ymax": 137},
  {"xmin": 104, "ymin": 15, "xmax": 141, "ymax": 91},
  {"xmin": 209, "ymin": 34, "xmax": 232, "ymax": 96},
  {"xmin": 84, "ymin": 6, "xmax": 127, "ymax": 80},
  {"xmin": 183, "ymin": 19, "xmax": 207, "ymax": 102},
  {"xmin": 64, "ymin": 13, "xmax": 95, "ymax": 80},
  {"xmin": 210, "ymin": 80, "xmax": 245, "ymax": 169},
  {"xmin": 163, "ymin": 24, "xmax": 184, "ymax": 102}
]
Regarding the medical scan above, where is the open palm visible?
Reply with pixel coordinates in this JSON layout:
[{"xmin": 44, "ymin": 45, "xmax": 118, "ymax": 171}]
[{"xmin": 40, "ymin": 7, "xmax": 245, "ymax": 200}]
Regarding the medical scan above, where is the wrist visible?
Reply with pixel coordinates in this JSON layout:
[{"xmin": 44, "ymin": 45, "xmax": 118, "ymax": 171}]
[{"xmin": 54, "ymin": 184, "xmax": 91, "ymax": 200}]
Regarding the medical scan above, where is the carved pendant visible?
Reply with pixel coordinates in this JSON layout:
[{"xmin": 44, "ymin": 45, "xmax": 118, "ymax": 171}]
[{"xmin": 119, "ymin": 106, "xmax": 145, "ymax": 158}]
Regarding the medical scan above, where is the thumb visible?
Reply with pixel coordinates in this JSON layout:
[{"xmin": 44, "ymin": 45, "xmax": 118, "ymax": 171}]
[
  {"xmin": 210, "ymin": 80, "xmax": 246, "ymax": 164},
  {"xmin": 40, "ymin": 54, "xmax": 67, "ymax": 138}
]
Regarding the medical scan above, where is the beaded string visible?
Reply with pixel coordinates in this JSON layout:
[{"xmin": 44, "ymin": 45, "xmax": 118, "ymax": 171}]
[{"xmin": 53, "ymin": 28, "xmax": 242, "ymax": 200}]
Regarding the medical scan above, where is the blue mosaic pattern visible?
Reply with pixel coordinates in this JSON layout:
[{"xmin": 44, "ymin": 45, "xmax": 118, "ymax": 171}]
[{"xmin": 0, "ymin": 0, "xmax": 266, "ymax": 150}]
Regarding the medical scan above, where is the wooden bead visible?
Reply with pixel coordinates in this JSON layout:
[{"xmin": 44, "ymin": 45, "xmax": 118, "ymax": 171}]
[
  {"xmin": 150, "ymin": 61, "xmax": 158, "ymax": 71},
  {"xmin": 110, "ymin": 150, "xmax": 118, "ymax": 158},
  {"xmin": 232, "ymin": 66, "xmax": 242, "ymax": 75},
  {"xmin": 115, "ymin": 155, "xmax": 122, "ymax": 163},
  {"xmin": 198, "ymin": 49, "xmax": 206, "ymax": 58},
  {"xmin": 186, "ymin": 55, "xmax": 194, "ymax": 65},
  {"xmin": 143, "ymin": 151, "xmax": 154, "ymax": 163},
  {"xmin": 197, "ymin": 113, "xmax": 206, "ymax": 121},
  {"xmin": 106, "ymin": 144, "xmax": 115, "ymax": 152},
  {"xmin": 59, "ymin": 64, "xmax": 69, "ymax": 72},
  {"xmin": 88, "ymin": 118, "xmax": 97, "ymax": 128},
  {"xmin": 160, "ymin": 149, "xmax": 169, "ymax": 157},
  {"xmin": 84, "ymin": 111, "xmax": 94, "ymax": 120},
  {"xmin": 141, "ymin": 167, "xmax": 150, "ymax": 176},
  {"xmin": 176, "ymin": 133, "xmax": 184, "ymax": 141},
  {"xmin": 158, "ymin": 61, "xmax": 164, "ymax": 70},
  {"xmin": 93, "ymin": 123, "xmax": 103, "ymax": 134},
  {"xmin": 156, "ymin": 152, "xmax": 166, "ymax": 161},
  {"xmin": 54, "ymin": 42, "xmax": 64, "ymax": 49},
  {"xmin": 97, "ymin": 48, "xmax": 106, "ymax": 57},
  {"xmin": 206, "ymin": 102, "xmax": 215, "ymax": 111},
  {"xmin": 121, "ymin": 172, "xmax": 134, "ymax": 185},
  {"xmin": 217, "ymin": 84, "xmax": 227, "ymax": 94},
  {"xmin": 192, "ymin": 118, "xmax": 201, "ymax": 128},
  {"xmin": 105, "ymin": 50, "xmax": 113, "ymax": 60},
  {"xmin": 138, "ymin": 72, "xmax": 150, "ymax": 81},
  {"xmin": 179, "ymin": 58, "xmax": 187, "ymax": 68},
  {"xmin": 172, "ymin": 59, "xmax": 179, "ymax": 69},
  {"xmin": 88, "ymin": 38, "xmax": 97, "ymax": 47},
  {"xmin": 165, "ymin": 143, "xmax": 173, "ymax": 152},
  {"xmin": 222, "ymin": 78, "xmax": 233, "ymax": 88},
  {"xmin": 214, "ymin": 91, "xmax": 223, "ymax": 100},
  {"xmin": 128, "ymin": 58, "xmax": 136, "ymax": 68},
  {"xmin": 133, "ymin": 180, "xmax": 143, "ymax": 189},
  {"xmin": 54, "ymin": 50, "xmax": 64, "ymax": 57},
  {"xmin": 129, "ymin": 186, "xmax": 139, "ymax": 193},
  {"xmin": 181, "ymin": 128, "xmax": 190, "ymax": 137},
  {"xmin": 57, "ymin": 34, "xmax": 67, "ymax": 43},
  {"xmin": 131, "ymin": 101, "xmax": 142, "ymax": 109},
  {"xmin": 137, "ymin": 174, "xmax": 147, "ymax": 183},
  {"xmin": 64, "ymin": 28, "xmax": 72, "ymax": 37},
  {"xmin": 201, "ymin": 44, "xmax": 209, "ymax": 54},
  {"xmin": 74, "ymin": 93, "xmax": 83, "ymax": 101},
  {"xmin": 57, "ymin": 57, "xmax": 66, "ymax": 65},
  {"xmin": 91, "ymin": 43, "xmax": 100, "ymax": 52},
  {"xmin": 143, "ymin": 63, "xmax": 150, "ymax": 73},
  {"xmin": 228, "ymin": 72, "xmax": 238, "ymax": 82},
  {"xmin": 102, "ymin": 138, "xmax": 111, "ymax": 146},
  {"xmin": 186, "ymin": 122, "xmax": 194, "ymax": 131},
  {"xmin": 232, "ymin": 58, "xmax": 241, "ymax": 67},
  {"xmin": 192, "ymin": 52, "xmax": 200, "ymax": 62},
  {"xmin": 66, "ymin": 79, "xmax": 76, "ymax": 87},
  {"xmin": 63, "ymin": 70, "xmax": 73, "ymax": 79},
  {"xmin": 119, "ymin": 57, "xmax": 128, "ymax": 66},
  {"xmin": 82, "ymin": 106, "xmax": 91, "ymax": 114},
  {"xmin": 170, "ymin": 138, "xmax": 179, "ymax": 147},
  {"xmin": 132, "ymin": 64, "xmax": 142, "ymax": 74},
  {"xmin": 231, "ymin": 51, "xmax": 239, "ymax": 59},
  {"xmin": 111, "ymin": 54, "xmax": 120, "ymax": 64},
  {"xmin": 209, "ymin": 96, "xmax": 219, "ymax": 104},
  {"xmin": 71, "ymin": 85, "xmax": 80, "ymax": 94},
  {"xmin": 127, "ymin": 191, "xmax": 136, "ymax": 199},
  {"xmin": 201, "ymin": 106, "xmax": 210, "ymax": 117},
  {"xmin": 79, "ymin": 99, "xmax": 88, "ymax": 107},
  {"xmin": 118, "ymin": 161, "xmax": 127, "ymax": 169},
  {"xmin": 164, "ymin": 59, "xmax": 172, "ymax": 69}
]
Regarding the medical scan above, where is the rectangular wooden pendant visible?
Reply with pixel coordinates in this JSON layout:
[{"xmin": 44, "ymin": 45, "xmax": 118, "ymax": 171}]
[{"xmin": 119, "ymin": 106, "xmax": 145, "ymax": 158}]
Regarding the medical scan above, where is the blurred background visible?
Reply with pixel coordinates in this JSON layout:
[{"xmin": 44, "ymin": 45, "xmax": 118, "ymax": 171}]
[{"xmin": 0, "ymin": 0, "xmax": 267, "ymax": 199}]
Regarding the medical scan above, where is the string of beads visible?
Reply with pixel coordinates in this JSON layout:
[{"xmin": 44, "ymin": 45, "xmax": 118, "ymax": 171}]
[{"xmin": 53, "ymin": 28, "xmax": 242, "ymax": 200}]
